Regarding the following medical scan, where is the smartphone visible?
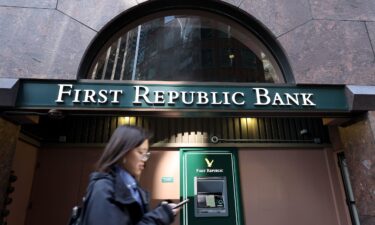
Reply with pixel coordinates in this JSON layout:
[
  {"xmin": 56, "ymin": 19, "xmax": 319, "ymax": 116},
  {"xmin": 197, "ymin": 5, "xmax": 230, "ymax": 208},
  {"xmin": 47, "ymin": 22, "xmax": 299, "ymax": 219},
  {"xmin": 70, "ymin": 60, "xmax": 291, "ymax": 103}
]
[{"xmin": 173, "ymin": 199, "xmax": 189, "ymax": 209}]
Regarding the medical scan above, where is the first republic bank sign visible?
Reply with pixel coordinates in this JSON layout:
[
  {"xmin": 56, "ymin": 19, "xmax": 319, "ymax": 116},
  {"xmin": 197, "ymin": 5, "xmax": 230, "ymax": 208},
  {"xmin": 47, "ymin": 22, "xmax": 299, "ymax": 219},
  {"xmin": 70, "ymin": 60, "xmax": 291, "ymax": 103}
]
[{"xmin": 15, "ymin": 80, "xmax": 349, "ymax": 112}]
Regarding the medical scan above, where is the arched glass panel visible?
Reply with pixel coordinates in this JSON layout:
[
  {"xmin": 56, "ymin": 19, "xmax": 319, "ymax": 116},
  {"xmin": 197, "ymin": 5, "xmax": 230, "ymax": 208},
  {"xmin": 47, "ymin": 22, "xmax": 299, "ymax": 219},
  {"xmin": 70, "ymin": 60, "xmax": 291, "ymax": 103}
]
[{"xmin": 88, "ymin": 11, "xmax": 284, "ymax": 83}]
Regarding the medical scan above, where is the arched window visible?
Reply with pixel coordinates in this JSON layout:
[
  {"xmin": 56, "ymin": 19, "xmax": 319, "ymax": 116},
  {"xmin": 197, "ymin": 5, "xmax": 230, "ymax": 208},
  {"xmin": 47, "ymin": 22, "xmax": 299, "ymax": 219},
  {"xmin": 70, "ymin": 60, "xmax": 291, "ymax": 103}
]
[{"xmin": 79, "ymin": 1, "xmax": 294, "ymax": 83}]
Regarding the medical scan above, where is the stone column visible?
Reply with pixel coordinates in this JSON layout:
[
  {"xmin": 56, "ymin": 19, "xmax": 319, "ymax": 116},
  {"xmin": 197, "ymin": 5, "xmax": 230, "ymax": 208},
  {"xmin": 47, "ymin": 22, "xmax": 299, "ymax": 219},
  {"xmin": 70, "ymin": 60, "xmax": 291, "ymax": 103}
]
[
  {"xmin": 339, "ymin": 112, "xmax": 375, "ymax": 225},
  {"xmin": 0, "ymin": 117, "xmax": 20, "ymax": 220}
]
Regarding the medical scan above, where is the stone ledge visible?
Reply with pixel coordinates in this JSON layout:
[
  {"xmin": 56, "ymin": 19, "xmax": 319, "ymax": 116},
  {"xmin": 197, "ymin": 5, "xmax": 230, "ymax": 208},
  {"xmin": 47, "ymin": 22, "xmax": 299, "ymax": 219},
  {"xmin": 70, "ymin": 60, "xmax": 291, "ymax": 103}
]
[
  {"xmin": 0, "ymin": 78, "xmax": 19, "ymax": 107},
  {"xmin": 346, "ymin": 85, "xmax": 375, "ymax": 111}
]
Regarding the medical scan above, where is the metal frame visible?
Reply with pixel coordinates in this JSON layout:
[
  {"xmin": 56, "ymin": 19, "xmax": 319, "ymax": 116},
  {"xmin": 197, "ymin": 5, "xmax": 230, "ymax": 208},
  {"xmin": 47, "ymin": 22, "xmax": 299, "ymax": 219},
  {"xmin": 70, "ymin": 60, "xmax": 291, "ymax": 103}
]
[{"xmin": 337, "ymin": 152, "xmax": 360, "ymax": 225}]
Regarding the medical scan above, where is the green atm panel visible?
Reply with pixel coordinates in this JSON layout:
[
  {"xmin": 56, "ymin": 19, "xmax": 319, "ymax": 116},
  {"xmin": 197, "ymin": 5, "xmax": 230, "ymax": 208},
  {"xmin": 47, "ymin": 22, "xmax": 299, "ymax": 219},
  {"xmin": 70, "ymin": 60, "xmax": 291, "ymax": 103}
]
[{"xmin": 180, "ymin": 148, "xmax": 243, "ymax": 225}]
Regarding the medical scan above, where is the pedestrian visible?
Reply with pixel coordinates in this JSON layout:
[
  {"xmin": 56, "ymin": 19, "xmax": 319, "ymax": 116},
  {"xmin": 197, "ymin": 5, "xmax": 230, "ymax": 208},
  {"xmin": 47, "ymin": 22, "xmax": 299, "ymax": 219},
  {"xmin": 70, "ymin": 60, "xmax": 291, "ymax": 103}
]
[{"xmin": 82, "ymin": 125, "xmax": 179, "ymax": 225}]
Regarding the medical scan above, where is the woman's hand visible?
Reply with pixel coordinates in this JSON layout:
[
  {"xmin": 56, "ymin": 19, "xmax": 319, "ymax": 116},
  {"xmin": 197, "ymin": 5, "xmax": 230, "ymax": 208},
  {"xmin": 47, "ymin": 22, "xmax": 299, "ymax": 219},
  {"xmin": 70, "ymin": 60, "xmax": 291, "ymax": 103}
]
[
  {"xmin": 167, "ymin": 203, "xmax": 181, "ymax": 216},
  {"xmin": 160, "ymin": 200, "xmax": 181, "ymax": 216}
]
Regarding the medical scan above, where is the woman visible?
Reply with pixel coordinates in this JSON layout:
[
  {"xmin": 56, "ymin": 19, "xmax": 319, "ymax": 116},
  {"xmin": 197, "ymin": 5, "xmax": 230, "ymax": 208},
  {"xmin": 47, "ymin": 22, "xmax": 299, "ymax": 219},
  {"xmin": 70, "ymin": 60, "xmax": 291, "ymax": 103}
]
[{"xmin": 82, "ymin": 125, "xmax": 179, "ymax": 225}]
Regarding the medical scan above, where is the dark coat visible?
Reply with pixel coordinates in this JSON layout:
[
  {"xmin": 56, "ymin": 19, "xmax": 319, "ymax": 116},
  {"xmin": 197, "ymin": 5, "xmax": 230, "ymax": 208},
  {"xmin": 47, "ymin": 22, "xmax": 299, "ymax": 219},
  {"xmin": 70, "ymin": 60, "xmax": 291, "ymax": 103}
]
[{"xmin": 82, "ymin": 171, "xmax": 174, "ymax": 225}]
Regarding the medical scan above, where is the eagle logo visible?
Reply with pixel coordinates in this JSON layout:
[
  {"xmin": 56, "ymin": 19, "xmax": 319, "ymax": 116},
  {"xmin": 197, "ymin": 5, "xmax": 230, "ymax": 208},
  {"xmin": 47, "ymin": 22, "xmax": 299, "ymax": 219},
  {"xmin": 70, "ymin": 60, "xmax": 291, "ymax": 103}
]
[{"xmin": 205, "ymin": 158, "xmax": 214, "ymax": 168}]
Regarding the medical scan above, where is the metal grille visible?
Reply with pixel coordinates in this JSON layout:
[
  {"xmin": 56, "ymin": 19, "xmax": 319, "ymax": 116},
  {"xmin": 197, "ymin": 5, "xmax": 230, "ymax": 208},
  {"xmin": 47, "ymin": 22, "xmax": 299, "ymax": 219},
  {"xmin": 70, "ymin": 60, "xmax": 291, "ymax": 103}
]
[{"xmin": 23, "ymin": 116, "xmax": 329, "ymax": 145}]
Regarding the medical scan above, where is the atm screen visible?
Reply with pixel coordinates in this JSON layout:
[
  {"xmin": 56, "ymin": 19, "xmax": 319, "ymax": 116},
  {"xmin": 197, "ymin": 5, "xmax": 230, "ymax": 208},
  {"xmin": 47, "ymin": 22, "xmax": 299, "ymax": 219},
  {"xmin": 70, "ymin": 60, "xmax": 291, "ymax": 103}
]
[
  {"xmin": 194, "ymin": 177, "xmax": 228, "ymax": 217},
  {"xmin": 197, "ymin": 192, "xmax": 225, "ymax": 208}
]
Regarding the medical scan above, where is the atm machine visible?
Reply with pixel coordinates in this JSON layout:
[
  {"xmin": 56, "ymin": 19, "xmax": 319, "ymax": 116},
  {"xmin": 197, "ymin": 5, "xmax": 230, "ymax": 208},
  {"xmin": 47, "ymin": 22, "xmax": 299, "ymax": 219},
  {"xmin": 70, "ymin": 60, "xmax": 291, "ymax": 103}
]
[
  {"xmin": 194, "ymin": 177, "xmax": 228, "ymax": 217},
  {"xmin": 180, "ymin": 148, "xmax": 243, "ymax": 225}
]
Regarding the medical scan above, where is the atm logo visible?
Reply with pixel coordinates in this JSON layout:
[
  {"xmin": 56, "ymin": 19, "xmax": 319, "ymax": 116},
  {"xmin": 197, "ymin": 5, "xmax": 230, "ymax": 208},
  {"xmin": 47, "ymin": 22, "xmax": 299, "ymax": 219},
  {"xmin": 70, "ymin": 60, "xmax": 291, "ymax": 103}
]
[{"xmin": 205, "ymin": 158, "xmax": 214, "ymax": 168}]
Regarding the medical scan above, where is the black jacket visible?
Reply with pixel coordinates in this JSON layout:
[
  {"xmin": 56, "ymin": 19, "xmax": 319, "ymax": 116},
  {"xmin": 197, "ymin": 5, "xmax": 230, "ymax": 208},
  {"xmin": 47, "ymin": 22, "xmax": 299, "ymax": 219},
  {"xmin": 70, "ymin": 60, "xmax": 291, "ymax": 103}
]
[{"xmin": 82, "ymin": 171, "xmax": 175, "ymax": 225}]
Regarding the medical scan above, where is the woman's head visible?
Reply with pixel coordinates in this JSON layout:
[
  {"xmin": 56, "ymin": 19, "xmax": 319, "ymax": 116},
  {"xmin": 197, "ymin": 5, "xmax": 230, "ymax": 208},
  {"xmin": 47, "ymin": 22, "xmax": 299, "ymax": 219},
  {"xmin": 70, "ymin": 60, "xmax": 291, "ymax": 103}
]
[
  {"xmin": 96, "ymin": 125, "xmax": 151, "ymax": 176},
  {"xmin": 122, "ymin": 138, "xmax": 149, "ymax": 179}
]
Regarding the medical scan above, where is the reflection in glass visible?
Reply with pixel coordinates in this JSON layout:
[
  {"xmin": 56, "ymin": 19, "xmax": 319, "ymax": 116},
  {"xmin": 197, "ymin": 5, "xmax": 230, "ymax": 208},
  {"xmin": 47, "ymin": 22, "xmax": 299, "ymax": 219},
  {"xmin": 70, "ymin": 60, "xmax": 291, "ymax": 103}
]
[{"xmin": 89, "ymin": 15, "xmax": 283, "ymax": 83}]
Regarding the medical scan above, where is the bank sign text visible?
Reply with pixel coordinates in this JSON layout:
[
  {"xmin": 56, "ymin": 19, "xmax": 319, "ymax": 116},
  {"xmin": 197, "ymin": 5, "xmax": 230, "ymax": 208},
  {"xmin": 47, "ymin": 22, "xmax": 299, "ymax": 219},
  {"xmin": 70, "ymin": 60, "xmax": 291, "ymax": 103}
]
[
  {"xmin": 15, "ymin": 80, "xmax": 348, "ymax": 112},
  {"xmin": 55, "ymin": 84, "xmax": 316, "ymax": 107}
]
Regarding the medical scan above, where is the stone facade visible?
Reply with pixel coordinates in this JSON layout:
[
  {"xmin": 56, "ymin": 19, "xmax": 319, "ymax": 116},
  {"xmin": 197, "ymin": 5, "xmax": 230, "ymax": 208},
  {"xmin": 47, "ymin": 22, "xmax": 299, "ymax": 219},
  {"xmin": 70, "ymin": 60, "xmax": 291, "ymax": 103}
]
[
  {"xmin": 0, "ymin": 0, "xmax": 374, "ymax": 224},
  {"xmin": 0, "ymin": 6, "xmax": 95, "ymax": 79},
  {"xmin": 0, "ymin": 0, "xmax": 374, "ymax": 85},
  {"xmin": 279, "ymin": 20, "xmax": 375, "ymax": 85},
  {"xmin": 0, "ymin": 118, "xmax": 20, "ymax": 216},
  {"xmin": 339, "ymin": 112, "xmax": 375, "ymax": 225}
]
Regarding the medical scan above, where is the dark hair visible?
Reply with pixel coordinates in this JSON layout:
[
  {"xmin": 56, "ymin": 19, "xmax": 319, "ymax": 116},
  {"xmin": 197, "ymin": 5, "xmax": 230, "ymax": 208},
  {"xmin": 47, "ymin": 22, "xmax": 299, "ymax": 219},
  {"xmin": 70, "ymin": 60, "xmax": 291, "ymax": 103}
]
[{"xmin": 96, "ymin": 125, "xmax": 151, "ymax": 172}]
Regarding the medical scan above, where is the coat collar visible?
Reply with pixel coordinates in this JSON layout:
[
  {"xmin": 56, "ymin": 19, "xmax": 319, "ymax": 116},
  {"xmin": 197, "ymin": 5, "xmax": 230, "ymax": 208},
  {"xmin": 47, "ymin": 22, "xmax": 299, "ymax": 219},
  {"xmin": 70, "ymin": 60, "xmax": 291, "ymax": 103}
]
[
  {"xmin": 113, "ymin": 170, "xmax": 151, "ymax": 210},
  {"xmin": 89, "ymin": 170, "xmax": 150, "ymax": 208}
]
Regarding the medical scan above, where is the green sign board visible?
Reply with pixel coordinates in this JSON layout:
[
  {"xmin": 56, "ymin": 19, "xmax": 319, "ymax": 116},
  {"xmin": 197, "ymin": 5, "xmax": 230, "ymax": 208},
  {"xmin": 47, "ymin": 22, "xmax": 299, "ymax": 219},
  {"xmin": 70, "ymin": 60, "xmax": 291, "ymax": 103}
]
[
  {"xmin": 180, "ymin": 148, "xmax": 243, "ymax": 225},
  {"xmin": 15, "ymin": 80, "xmax": 348, "ymax": 112}
]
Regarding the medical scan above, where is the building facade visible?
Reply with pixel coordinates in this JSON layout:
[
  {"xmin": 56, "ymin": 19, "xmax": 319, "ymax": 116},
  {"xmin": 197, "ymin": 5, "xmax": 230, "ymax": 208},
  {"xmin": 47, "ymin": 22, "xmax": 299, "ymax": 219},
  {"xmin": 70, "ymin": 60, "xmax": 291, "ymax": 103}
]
[{"xmin": 0, "ymin": 0, "xmax": 375, "ymax": 225}]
